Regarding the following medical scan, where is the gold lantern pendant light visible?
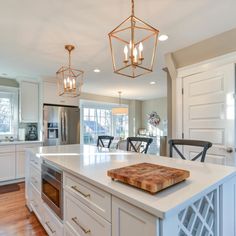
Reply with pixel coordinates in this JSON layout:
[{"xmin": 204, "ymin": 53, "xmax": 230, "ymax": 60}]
[
  {"xmin": 57, "ymin": 45, "xmax": 84, "ymax": 97},
  {"xmin": 108, "ymin": 0, "xmax": 159, "ymax": 78},
  {"xmin": 112, "ymin": 91, "xmax": 128, "ymax": 115}
]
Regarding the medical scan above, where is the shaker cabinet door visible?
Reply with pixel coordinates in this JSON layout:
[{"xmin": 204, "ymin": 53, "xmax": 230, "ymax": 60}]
[
  {"xmin": 112, "ymin": 196, "xmax": 158, "ymax": 236},
  {"xmin": 20, "ymin": 81, "xmax": 39, "ymax": 122},
  {"xmin": 0, "ymin": 153, "xmax": 16, "ymax": 182}
]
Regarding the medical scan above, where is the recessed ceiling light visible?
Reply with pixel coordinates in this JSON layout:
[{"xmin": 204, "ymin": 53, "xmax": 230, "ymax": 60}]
[
  {"xmin": 158, "ymin": 34, "xmax": 168, "ymax": 41},
  {"xmin": 150, "ymin": 81, "xmax": 156, "ymax": 85},
  {"xmin": 94, "ymin": 69, "xmax": 100, "ymax": 73}
]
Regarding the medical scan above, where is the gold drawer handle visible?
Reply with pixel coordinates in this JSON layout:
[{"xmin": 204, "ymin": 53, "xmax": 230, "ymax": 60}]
[
  {"xmin": 71, "ymin": 186, "xmax": 90, "ymax": 198},
  {"xmin": 72, "ymin": 217, "xmax": 91, "ymax": 234},
  {"xmin": 45, "ymin": 221, "xmax": 56, "ymax": 234}
]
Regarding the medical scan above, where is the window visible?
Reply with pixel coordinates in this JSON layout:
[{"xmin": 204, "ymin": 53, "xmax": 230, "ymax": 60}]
[
  {"xmin": 113, "ymin": 115, "xmax": 128, "ymax": 139},
  {"xmin": 0, "ymin": 88, "xmax": 18, "ymax": 137},
  {"xmin": 82, "ymin": 105, "xmax": 128, "ymax": 145}
]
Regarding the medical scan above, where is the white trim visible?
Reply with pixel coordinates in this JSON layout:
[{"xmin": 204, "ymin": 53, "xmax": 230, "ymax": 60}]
[
  {"xmin": 177, "ymin": 51, "xmax": 236, "ymax": 78},
  {"xmin": 0, "ymin": 86, "xmax": 19, "ymax": 92},
  {"xmin": 0, "ymin": 178, "xmax": 24, "ymax": 186},
  {"xmin": 175, "ymin": 77, "xmax": 183, "ymax": 139}
]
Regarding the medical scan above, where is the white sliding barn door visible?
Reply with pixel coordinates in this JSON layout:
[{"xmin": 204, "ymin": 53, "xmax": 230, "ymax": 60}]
[{"xmin": 183, "ymin": 64, "xmax": 235, "ymax": 165}]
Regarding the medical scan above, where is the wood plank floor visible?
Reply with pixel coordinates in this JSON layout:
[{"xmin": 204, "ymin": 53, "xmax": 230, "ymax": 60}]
[{"xmin": 0, "ymin": 182, "xmax": 47, "ymax": 236}]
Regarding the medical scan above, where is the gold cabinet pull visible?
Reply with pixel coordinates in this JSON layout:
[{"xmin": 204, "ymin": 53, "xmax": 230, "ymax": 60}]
[
  {"xmin": 72, "ymin": 217, "xmax": 91, "ymax": 234},
  {"xmin": 45, "ymin": 221, "xmax": 56, "ymax": 234},
  {"xmin": 71, "ymin": 186, "xmax": 90, "ymax": 198}
]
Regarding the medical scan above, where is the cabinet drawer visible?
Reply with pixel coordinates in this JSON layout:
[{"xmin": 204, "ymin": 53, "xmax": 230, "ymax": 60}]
[
  {"xmin": 44, "ymin": 204, "xmax": 63, "ymax": 236},
  {"xmin": 30, "ymin": 164, "xmax": 41, "ymax": 193},
  {"xmin": 65, "ymin": 192, "xmax": 111, "ymax": 236},
  {"xmin": 30, "ymin": 185, "xmax": 44, "ymax": 224},
  {"xmin": 64, "ymin": 224, "xmax": 77, "ymax": 236},
  {"xmin": 29, "ymin": 154, "xmax": 41, "ymax": 171},
  {"xmin": 64, "ymin": 173, "xmax": 111, "ymax": 221},
  {"xmin": 16, "ymin": 143, "xmax": 42, "ymax": 152},
  {"xmin": 0, "ymin": 145, "xmax": 15, "ymax": 153},
  {"xmin": 112, "ymin": 196, "xmax": 158, "ymax": 236}
]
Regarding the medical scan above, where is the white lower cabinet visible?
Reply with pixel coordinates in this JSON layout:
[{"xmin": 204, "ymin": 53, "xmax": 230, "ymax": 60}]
[
  {"xmin": 16, "ymin": 143, "xmax": 42, "ymax": 178},
  {"xmin": 64, "ymin": 192, "xmax": 111, "ymax": 236},
  {"xmin": 112, "ymin": 196, "xmax": 158, "ymax": 236},
  {"xmin": 29, "ymin": 164, "xmax": 41, "ymax": 193},
  {"xmin": 30, "ymin": 184, "xmax": 44, "ymax": 224},
  {"xmin": 16, "ymin": 151, "xmax": 25, "ymax": 178},
  {"xmin": 0, "ymin": 152, "xmax": 16, "ymax": 181},
  {"xmin": 0, "ymin": 142, "xmax": 42, "ymax": 184},
  {"xmin": 64, "ymin": 173, "xmax": 111, "ymax": 221},
  {"xmin": 26, "ymin": 151, "xmax": 159, "ymax": 236},
  {"xmin": 64, "ymin": 224, "xmax": 77, "ymax": 236},
  {"xmin": 44, "ymin": 205, "xmax": 64, "ymax": 236}
]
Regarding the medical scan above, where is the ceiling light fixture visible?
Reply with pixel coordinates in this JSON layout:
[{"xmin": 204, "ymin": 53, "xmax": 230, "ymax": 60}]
[
  {"xmin": 94, "ymin": 69, "xmax": 101, "ymax": 73},
  {"xmin": 56, "ymin": 45, "xmax": 84, "ymax": 97},
  {"xmin": 112, "ymin": 91, "xmax": 128, "ymax": 115},
  {"xmin": 108, "ymin": 0, "xmax": 159, "ymax": 78},
  {"xmin": 150, "ymin": 81, "xmax": 156, "ymax": 85},
  {"xmin": 158, "ymin": 34, "xmax": 168, "ymax": 41}
]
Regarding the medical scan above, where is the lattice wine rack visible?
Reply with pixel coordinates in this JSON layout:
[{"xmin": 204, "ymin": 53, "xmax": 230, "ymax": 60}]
[{"xmin": 178, "ymin": 190, "xmax": 217, "ymax": 236}]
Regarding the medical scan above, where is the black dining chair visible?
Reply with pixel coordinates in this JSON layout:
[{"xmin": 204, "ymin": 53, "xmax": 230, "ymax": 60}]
[
  {"xmin": 168, "ymin": 139, "xmax": 212, "ymax": 162},
  {"xmin": 97, "ymin": 136, "xmax": 114, "ymax": 148},
  {"xmin": 126, "ymin": 137, "xmax": 153, "ymax": 154}
]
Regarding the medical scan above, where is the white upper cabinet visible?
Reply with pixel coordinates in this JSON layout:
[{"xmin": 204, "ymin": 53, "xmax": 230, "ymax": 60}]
[
  {"xmin": 20, "ymin": 81, "xmax": 39, "ymax": 123},
  {"xmin": 43, "ymin": 81, "xmax": 79, "ymax": 107}
]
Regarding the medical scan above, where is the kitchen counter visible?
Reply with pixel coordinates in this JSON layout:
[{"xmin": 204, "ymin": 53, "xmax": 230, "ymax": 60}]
[
  {"xmin": 25, "ymin": 144, "xmax": 236, "ymax": 235},
  {"xmin": 28, "ymin": 145, "xmax": 236, "ymax": 218},
  {"xmin": 0, "ymin": 140, "xmax": 42, "ymax": 145}
]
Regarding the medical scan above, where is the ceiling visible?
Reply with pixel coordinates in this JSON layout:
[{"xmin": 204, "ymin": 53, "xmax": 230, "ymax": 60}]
[{"xmin": 0, "ymin": 0, "xmax": 236, "ymax": 100}]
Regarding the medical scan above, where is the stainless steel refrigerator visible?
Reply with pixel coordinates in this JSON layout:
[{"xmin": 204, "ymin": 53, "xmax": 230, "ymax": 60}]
[{"xmin": 43, "ymin": 105, "xmax": 80, "ymax": 146}]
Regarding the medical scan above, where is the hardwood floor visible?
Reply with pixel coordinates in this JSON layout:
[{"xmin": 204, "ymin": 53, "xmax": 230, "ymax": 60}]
[{"xmin": 0, "ymin": 182, "xmax": 47, "ymax": 236}]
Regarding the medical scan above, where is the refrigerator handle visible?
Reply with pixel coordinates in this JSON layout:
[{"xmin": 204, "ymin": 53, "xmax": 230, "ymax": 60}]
[
  {"xmin": 64, "ymin": 111, "xmax": 68, "ymax": 143},
  {"xmin": 61, "ymin": 111, "xmax": 64, "ymax": 143}
]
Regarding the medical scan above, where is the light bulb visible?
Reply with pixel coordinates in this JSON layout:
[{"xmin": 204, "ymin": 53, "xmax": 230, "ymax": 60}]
[
  {"xmin": 69, "ymin": 80, "xmax": 73, "ymax": 90},
  {"xmin": 129, "ymin": 40, "xmax": 132, "ymax": 50},
  {"xmin": 133, "ymin": 48, "xmax": 138, "ymax": 63},
  {"xmin": 72, "ymin": 78, "xmax": 76, "ymax": 89},
  {"xmin": 64, "ymin": 78, "xmax": 67, "ymax": 90},
  {"xmin": 67, "ymin": 77, "xmax": 70, "ymax": 88},
  {"xmin": 138, "ymin": 42, "xmax": 144, "ymax": 60},
  {"xmin": 139, "ymin": 42, "xmax": 143, "ymax": 52},
  {"xmin": 124, "ymin": 45, "xmax": 128, "ymax": 62}
]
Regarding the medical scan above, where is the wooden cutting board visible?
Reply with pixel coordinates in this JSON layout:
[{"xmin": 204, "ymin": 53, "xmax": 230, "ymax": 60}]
[{"xmin": 107, "ymin": 163, "xmax": 190, "ymax": 194}]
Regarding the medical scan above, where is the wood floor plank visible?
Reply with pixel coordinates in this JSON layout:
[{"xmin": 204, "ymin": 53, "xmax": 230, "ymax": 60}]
[{"xmin": 0, "ymin": 182, "xmax": 47, "ymax": 236}]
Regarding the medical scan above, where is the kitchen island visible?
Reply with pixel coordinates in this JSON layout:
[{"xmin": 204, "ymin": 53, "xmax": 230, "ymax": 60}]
[{"xmin": 25, "ymin": 144, "xmax": 236, "ymax": 236}]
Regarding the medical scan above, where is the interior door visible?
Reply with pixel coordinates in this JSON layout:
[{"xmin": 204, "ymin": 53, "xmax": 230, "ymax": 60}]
[{"xmin": 183, "ymin": 64, "xmax": 235, "ymax": 165}]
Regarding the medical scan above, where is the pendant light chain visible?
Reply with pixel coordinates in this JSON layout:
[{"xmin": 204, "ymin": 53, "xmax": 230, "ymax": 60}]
[
  {"xmin": 68, "ymin": 50, "xmax": 71, "ymax": 69},
  {"xmin": 131, "ymin": 0, "xmax": 134, "ymax": 16}
]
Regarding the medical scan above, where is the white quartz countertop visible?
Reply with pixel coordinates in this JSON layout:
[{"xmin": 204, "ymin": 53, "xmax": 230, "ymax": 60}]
[
  {"xmin": 28, "ymin": 144, "xmax": 236, "ymax": 219},
  {"xmin": 0, "ymin": 140, "xmax": 43, "ymax": 145}
]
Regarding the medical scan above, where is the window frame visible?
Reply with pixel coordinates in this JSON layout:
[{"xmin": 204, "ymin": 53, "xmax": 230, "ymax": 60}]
[
  {"xmin": 0, "ymin": 86, "xmax": 18, "ymax": 139},
  {"xmin": 80, "ymin": 102, "xmax": 129, "ymax": 145}
]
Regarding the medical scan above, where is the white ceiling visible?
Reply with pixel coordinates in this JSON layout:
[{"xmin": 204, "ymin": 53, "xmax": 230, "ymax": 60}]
[{"xmin": 0, "ymin": 0, "xmax": 236, "ymax": 100}]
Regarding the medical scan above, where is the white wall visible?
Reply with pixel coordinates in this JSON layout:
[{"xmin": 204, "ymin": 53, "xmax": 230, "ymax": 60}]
[{"xmin": 141, "ymin": 97, "xmax": 167, "ymax": 134}]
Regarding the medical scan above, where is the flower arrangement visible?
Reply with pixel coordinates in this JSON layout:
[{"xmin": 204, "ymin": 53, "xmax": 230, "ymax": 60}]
[{"xmin": 148, "ymin": 111, "xmax": 161, "ymax": 127}]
